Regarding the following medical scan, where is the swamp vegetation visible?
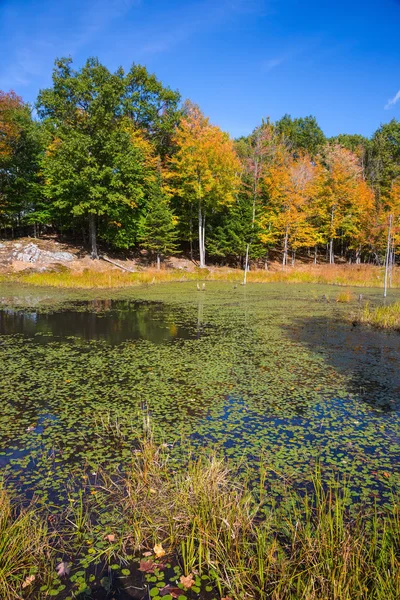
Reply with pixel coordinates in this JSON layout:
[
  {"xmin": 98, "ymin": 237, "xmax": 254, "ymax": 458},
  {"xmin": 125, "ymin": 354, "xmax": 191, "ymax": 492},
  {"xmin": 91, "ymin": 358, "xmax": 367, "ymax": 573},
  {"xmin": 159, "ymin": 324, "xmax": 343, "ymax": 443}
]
[{"xmin": 0, "ymin": 281, "xmax": 399, "ymax": 599}]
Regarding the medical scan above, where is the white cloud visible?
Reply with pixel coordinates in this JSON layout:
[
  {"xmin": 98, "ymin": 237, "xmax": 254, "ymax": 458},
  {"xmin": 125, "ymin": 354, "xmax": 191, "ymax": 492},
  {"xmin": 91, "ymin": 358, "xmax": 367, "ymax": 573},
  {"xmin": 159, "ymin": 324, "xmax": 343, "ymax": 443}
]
[
  {"xmin": 263, "ymin": 57, "xmax": 284, "ymax": 71},
  {"xmin": 385, "ymin": 89, "xmax": 400, "ymax": 110}
]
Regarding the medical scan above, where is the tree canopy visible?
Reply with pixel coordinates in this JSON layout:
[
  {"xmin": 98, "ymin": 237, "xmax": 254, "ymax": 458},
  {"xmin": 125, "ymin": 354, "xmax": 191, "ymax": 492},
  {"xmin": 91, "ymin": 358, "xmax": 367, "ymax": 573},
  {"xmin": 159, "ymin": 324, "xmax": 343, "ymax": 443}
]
[{"xmin": 1, "ymin": 56, "xmax": 400, "ymax": 269}]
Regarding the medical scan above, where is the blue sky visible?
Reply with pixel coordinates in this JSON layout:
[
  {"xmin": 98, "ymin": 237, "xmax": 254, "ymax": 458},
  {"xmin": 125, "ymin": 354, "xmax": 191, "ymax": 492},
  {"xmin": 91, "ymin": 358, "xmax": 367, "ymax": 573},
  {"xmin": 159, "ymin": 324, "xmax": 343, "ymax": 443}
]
[{"xmin": 0, "ymin": 0, "xmax": 399, "ymax": 138}]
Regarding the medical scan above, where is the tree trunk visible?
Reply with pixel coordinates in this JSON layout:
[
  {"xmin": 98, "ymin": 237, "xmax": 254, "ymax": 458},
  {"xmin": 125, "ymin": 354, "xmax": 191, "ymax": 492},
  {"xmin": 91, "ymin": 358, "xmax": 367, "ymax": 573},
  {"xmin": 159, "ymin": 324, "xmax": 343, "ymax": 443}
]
[
  {"xmin": 291, "ymin": 250, "xmax": 296, "ymax": 266},
  {"xmin": 282, "ymin": 227, "xmax": 289, "ymax": 268},
  {"xmin": 156, "ymin": 253, "xmax": 161, "ymax": 270},
  {"xmin": 198, "ymin": 204, "xmax": 206, "ymax": 268},
  {"xmin": 384, "ymin": 214, "xmax": 393, "ymax": 298},
  {"xmin": 329, "ymin": 238, "xmax": 334, "ymax": 264},
  {"xmin": 314, "ymin": 246, "xmax": 318, "ymax": 264},
  {"xmin": 89, "ymin": 213, "xmax": 98, "ymax": 259},
  {"xmin": 243, "ymin": 243, "xmax": 250, "ymax": 284}
]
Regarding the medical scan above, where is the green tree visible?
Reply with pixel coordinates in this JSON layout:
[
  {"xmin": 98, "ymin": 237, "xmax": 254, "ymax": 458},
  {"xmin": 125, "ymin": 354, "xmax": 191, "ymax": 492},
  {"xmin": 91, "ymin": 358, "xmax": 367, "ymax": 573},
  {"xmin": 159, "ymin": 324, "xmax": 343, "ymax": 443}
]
[
  {"xmin": 38, "ymin": 57, "xmax": 157, "ymax": 257},
  {"xmin": 138, "ymin": 175, "xmax": 179, "ymax": 269},
  {"xmin": 0, "ymin": 91, "xmax": 44, "ymax": 235},
  {"xmin": 276, "ymin": 114, "xmax": 326, "ymax": 157},
  {"xmin": 122, "ymin": 64, "xmax": 181, "ymax": 158},
  {"xmin": 368, "ymin": 119, "xmax": 400, "ymax": 204}
]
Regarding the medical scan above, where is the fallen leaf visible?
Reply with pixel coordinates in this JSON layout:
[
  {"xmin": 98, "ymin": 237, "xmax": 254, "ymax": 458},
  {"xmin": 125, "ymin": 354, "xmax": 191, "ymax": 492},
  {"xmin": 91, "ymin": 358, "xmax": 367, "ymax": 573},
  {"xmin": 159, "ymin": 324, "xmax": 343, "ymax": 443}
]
[
  {"xmin": 22, "ymin": 575, "xmax": 35, "ymax": 589},
  {"xmin": 153, "ymin": 543, "xmax": 165, "ymax": 559},
  {"xmin": 138, "ymin": 559, "xmax": 164, "ymax": 574},
  {"xmin": 159, "ymin": 584, "xmax": 181, "ymax": 598},
  {"xmin": 143, "ymin": 551, "xmax": 153, "ymax": 557},
  {"xmin": 383, "ymin": 472, "xmax": 391, "ymax": 478},
  {"xmin": 180, "ymin": 573, "xmax": 195, "ymax": 589},
  {"xmin": 106, "ymin": 534, "xmax": 116, "ymax": 542},
  {"xmin": 56, "ymin": 562, "xmax": 71, "ymax": 577}
]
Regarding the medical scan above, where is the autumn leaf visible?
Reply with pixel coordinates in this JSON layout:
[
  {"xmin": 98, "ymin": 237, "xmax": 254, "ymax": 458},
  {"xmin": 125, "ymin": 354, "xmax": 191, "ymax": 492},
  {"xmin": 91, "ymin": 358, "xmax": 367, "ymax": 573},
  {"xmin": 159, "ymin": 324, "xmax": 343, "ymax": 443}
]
[
  {"xmin": 22, "ymin": 574, "xmax": 35, "ymax": 589},
  {"xmin": 159, "ymin": 584, "xmax": 181, "ymax": 598},
  {"xmin": 138, "ymin": 559, "xmax": 165, "ymax": 574},
  {"xmin": 106, "ymin": 533, "xmax": 116, "ymax": 542},
  {"xmin": 56, "ymin": 561, "xmax": 71, "ymax": 577},
  {"xmin": 142, "ymin": 550, "xmax": 153, "ymax": 557},
  {"xmin": 153, "ymin": 543, "xmax": 165, "ymax": 558},
  {"xmin": 180, "ymin": 573, "xmax": 195, "ymax": 589}
]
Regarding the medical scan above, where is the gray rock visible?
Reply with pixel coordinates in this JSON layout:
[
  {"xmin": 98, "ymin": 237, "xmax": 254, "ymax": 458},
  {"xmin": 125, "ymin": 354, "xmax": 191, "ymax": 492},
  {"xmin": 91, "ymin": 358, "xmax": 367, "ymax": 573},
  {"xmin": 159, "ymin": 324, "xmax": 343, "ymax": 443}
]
[{"xmin": 14, "ymin": 243, "xmax": 75, "ymax": 263}]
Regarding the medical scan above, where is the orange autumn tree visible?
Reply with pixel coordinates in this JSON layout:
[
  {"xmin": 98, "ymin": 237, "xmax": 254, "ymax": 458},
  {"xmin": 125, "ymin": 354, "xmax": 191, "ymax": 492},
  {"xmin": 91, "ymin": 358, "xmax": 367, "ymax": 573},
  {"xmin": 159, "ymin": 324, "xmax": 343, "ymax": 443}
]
[
  {"xmin": 264, "ymin": 152, "xmax": 322, "ymax": 266},
  {"xmin": 320, "ymin": 144, "xmax": 373, "ymax": 263},
  {"xmin": 167, "ymin": 101, "xmax": 240, "ymax": 267}
]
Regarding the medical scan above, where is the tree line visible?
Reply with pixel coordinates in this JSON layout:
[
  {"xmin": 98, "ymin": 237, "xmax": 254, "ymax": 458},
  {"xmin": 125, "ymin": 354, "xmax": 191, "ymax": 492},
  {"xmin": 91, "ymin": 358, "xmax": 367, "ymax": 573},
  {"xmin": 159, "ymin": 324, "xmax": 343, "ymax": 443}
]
[{"xmin": 1, "ymin": 57, "xmax": 399, "ymax": 268}]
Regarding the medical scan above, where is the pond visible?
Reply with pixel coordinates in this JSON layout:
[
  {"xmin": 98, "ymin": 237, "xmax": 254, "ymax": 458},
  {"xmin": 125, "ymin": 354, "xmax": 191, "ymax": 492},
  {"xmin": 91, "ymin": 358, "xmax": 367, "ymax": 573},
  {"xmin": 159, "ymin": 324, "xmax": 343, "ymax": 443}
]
[{"xmin": 0, "ymin": 281, "xmax": 399, "ymax": 508}]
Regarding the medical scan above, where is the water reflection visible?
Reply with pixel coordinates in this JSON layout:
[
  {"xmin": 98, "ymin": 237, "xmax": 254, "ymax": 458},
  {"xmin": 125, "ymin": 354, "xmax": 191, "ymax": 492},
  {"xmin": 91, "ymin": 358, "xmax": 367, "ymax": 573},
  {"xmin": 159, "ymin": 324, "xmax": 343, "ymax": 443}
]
[
  {"xmin": 0, "ymin": 300, "xmax": 198, "ymax": 345},
  {"xmin": 285, "ymin": 316, "xmax": 400, "ymax": 411}
]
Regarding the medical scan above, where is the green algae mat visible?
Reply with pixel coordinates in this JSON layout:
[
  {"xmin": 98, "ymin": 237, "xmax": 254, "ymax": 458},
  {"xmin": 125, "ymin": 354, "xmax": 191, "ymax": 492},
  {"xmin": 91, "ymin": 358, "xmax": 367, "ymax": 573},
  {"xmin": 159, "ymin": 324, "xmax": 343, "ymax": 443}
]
[{"xmin": 1, "ymin": 281, "xmax": 399, "ymax": 508}]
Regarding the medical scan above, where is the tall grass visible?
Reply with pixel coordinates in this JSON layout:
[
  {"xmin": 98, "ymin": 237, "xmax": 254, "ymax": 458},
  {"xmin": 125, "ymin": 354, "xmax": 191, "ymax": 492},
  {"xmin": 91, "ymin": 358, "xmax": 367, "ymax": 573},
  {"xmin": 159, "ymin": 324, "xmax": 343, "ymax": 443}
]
[
  {"xmin": 0, "ymin": 480, "xmax": 51, "ymax": 599},
  {"xmin": 360, "ymin": 301, "xmax": 400, "ymax": 330},
  {"xmin": 1, "ymin": 435, "xmax": 399, "ymax": 598},
  {"xmin": 1, "ymin": 263, "xmax": 399, "ymax": 289},
  {"xmin": 98, "ymin": 435, "xmax": 400, "ymax": 599}
]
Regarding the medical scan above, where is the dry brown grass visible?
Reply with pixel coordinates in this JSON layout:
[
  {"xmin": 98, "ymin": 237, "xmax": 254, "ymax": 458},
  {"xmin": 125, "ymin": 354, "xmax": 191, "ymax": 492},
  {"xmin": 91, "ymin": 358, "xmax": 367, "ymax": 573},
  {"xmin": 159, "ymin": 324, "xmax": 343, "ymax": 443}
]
[{"xmin": 1, "ymin": 262, "xmax": 398, "ymax": 289}]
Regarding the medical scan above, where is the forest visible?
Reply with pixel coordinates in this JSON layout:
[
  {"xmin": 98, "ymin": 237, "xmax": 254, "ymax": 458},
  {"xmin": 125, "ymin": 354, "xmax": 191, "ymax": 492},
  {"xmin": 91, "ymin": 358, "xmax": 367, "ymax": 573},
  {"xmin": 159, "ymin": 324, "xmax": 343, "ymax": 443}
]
[{"xmin": 1, "ymin": 56, "xmax": 400, "ymax": 269}]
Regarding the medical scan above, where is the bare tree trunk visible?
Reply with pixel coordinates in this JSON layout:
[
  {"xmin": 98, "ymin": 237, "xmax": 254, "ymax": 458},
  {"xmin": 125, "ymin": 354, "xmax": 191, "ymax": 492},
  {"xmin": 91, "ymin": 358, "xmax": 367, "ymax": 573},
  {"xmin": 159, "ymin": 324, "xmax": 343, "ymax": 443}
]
[
  {"xmin": 291, "ymin": 250, "xmax": 296, "ymax": 266},
  {"xmin": 384, "ymin": 214, "xmax": 393, "ymax": 298},
  {"xmin": 198, "ymin": 204, "xmax": 205, "ymax": 268},
  {"xmin": 314, "ymin": 246, "xmax": 318, "ymax": 264},
  {"xmin": 156, "ymin": 253, "xmax": 161, "ymax": 270},
  {"xmin": 329, "ymin": 238, "xmax": 334, "ymax": 264},
  {"xmin": 282, "ymin": 227, "xmax": 289, "ymax": 268},
  {"xmin": 89, "ymin": 213, "xmax": 98, "ymax": 259},
  {"xmin": 243, "ymin": 243, "xmax": 250, "ymax": 284}
]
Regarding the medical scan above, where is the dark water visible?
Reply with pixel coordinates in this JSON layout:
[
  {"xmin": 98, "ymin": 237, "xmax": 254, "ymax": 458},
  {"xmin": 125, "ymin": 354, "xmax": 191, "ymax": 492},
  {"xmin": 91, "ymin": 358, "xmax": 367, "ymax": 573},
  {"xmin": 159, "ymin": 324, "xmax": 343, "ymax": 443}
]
[
  {"xmin": 0, "ymin": 299, "xmax": 200, "ymax": 344},
  {"xmin": 285, "ymin": 316, "xmax": 400, "ymax": 411}
]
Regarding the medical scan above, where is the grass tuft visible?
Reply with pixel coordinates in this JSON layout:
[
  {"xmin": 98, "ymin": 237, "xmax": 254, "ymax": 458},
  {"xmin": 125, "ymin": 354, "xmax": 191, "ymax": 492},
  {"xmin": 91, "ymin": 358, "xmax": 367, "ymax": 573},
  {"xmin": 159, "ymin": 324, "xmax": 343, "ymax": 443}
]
[
  {"xmin": 360, "ymin": 300, "xmax": 400, "ymax": 330},
  {"xmin": 0, "ymin": 480, "xmax": 51, "ymax": 599}
]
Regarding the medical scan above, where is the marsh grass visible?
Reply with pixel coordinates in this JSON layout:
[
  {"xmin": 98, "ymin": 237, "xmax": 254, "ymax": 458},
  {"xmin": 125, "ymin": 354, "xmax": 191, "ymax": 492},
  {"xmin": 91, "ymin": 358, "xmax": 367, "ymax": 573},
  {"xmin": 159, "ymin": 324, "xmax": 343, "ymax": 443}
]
[
  {"xmin": 0, "ymin": 480, "xmax": 51, "ymax": 599},
  {"xmin": 1, "ymin": 435, "xmax": 399, "ymax": 599},
  {"xmin": 336, "ymin": 289, "xmax": 355, "ymax": 303},
  {"xmin": 360, "ymin": 300, "xmax": 400, "ymax": 330},
  {"xmin": 96, "ymin": 436, "xmax": 400, "ymax": 600},
  {"xmin": 1, "ymin": 263, "xmax": 399, "ymax": 289}
]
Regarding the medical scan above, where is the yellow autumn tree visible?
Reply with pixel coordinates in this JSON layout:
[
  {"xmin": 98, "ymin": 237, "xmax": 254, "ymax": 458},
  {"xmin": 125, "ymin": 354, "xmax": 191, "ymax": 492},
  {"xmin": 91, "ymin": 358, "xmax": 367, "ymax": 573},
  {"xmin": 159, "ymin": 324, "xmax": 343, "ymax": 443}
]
[{"xmin": 166, "ymin": 101, "xmax": 241, "ymax": 267}]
